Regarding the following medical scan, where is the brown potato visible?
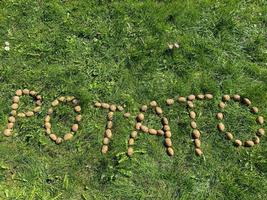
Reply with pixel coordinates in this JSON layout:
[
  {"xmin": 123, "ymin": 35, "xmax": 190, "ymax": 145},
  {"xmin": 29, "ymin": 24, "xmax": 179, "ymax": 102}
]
[
  {"xmin": 252, "ymin": 136, "xmax": 260, "ymax": 144},
  {"xmin": 165, "ymin": 131, "xmax": 172, "ymax": 138},
  {"xmin": 243, "ymin": 98, "xmax": 251, "ymax": 106},
  {"xmin": 157, "ymin": 130, "xmax": 164, "ymax": 136},
  {"xmin": 148, "ymin": 129, "xmax": 157, "ymax": 135},
  {"xmin": 257, "ymin": 128, "xmax": 265, "ymax": 137},
  {"xmin": 75, "ymin": 115, "xmax": 82, "ymax": 122},
  {"xmin": 56, "ymin": 137, "xmax": 63, "ymax": 144},
  {"xmin": 74, "ymin": 106, "xmax": 81, "ymax": 112},
  {"xmin": 25, "ymin": 111, "xmax": 34, "ymax": 117},
  {"xmin": 101, "ymin": 103, "xmax": 110, "ymax": 109},
  {"xmin": 140, "ymin": 105, "xmax": 148, "ymax": 112},
  {"xmin": 155, "ymin": 107, "xmax": 163, "ymax": 115},
  {"xmin": 107, "ymin": 112, "xmax": 114, "ymax": 120},
  {"xmin": 50, "ymin": 134, "xmax": 57, "ymax": 141},
  {"xmin": 22, "ymin": 89, "xmax": 30, "ymax": 95},
  {"xmin": 205, "ymin": 94, "xmax": 213, "ymax": 100},
  {"xmin": 257, "ymin": 116, "xmax": 264, "ymax": 125},
  {"xmin": 109, "ymin": 104, "xmax": 116, "ymax": 112},
  {"xmin": 3, "ymin": 129, "xmax": 12, "ymax": 137},
  {"xmin": 233, "ymin": 94, "xmax": 241, "ymax": 101},
  {"xmin": 194, "ymin": 139, "xmax": 201, "ymax": 148},
  {"xmin": 167, "ymin": 147, "xmax": 174, "ymax": 156},
  {"xmin": 189, "ymin": 111, "xmax": 196, "ymax": 119},
  {"xmin": 195, "ymin": 148, "xmax": 203, "ymax": 156},
  {"xmin": 127, "ymin": 147, "xmax": 134, "ymax": 156},
  {"xmin": 178, "ymin": 96, "xmax": 186, "ymax": 103},
  {"xmin": 136, "ymin": 113, "xmax": 145, "ymax": 122},
  {"xmin": 135, "ymin": 122, "xmax": 142, "ymax": 130},
  {"xmin": 8, "ymin": 116, "xmax": 16, "ymax": 123},
  {"xmin": 251, "ymin": 107, "xmax": 259, "ymax": 114},
  {"xmin": 105, "ymin": 129, "xmax": 112, "ymax": 138},
  {"xmin": 64, "ymin": 133, "xmax": 73, "ymax": 141},
  {"xmin": 150, "ymin": 101, "xmax": 157, "ymax": 107},
  {"xmin": 161, "ymin": 117, "xmax": 169, "ymax": 125},
  {"xmin": 130, "ymin": 131, "xmax": 138, "ymax": 138},
  {"xmin": 166, "ymin": 98, "xmax": 174, "ymax": 105},
  {"xmin": 123, "ymin": 112, "xmax": 131, "ymax": 118},
  {"xmin": 244, "ymin": 140, "xmax": 254, "ymax": 147},
  {"xmin": 103, "ymin": 137, "xmax": 110, "ymax": 145},
  {"xmin": 128, "ymin": 138, "xmax": 135, "ymax": 145},
  {"xmin": 218, "ymin": 102, "xmax": 225, "ymax": 109},
  {"xmin": 106, "ymin": 121, "xmax": 113, "ymax": 129},
  {"xmin": 192, "ymin": 129, "xmax": 200, "ymax": 139},
  {"xmin": 94, "ymin": 102, "xmax": 101, "ymax": 107},
  {"xmin": 197, "ymin": 94, "xmax": 205, "ymax": 100},
  {"xmin": 101, "ymin": 145, "xmax": 108, "ymax": 154},
  {"xmin": 222, "ymin": 95, "xmax": 230, "ymax": 102},
  {"xmin": 217, "ymin": 123, "xmax": 225, "ymax": 132},
  {"xmin": 234, "ymin": 139, "xmax": 242, "ymax": 147},
  {"xmin": 13, "ymin": 96, "xmax": 20, "ymax": 103},
  {"xmin": 51, "ymin": 100, "xmax": 59, "ymax": 107},
  {"xmin": 216, "ymin": 113, "xmax": 224, "ymax": 120},
  {"xmin": 226, "ymin": 132, "xmax": 233, "ymax": 140},
  {"xmin": 71, "ymin": 124, "xmax": 79, "ymax": 132},
  {"xmin": 190, "ymin": 121, "xmax": 197, "ymax": 129},
  {"xmin": 11, "ymin": 103, "xmax": 19, "ymax": 110},
  {"xmin": 187, "ymin": 95, "xmax": 195, "ymax": 101},
  {"xmin": 15, "ymin": 90, "xmax": 22, "ymax": 96},
  {"xmin": 140, "ymin": 125, "xmax": 149, "ymax": 133}
]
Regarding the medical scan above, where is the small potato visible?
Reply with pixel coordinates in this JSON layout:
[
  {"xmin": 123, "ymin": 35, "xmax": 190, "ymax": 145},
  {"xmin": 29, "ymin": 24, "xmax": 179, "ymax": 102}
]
[
  {"xmin": 103, "ymin": 137, "xmax": 110, "ymax": 145},
  {"xmin": 187, "ymin": 101, "xmax": 194, "ymax": 108},
  {"xmin": 33, "ymin": 106, "xmax": 41, "ymax": 113},
  {"xmin": 117, "ymin": 105, "xmax": 124, "ymax": 111},
  {"xmin": 167, "ymin": 147, "xmax": 174, "ymax": 156},
  {"xmin": 3, "ymin": 129, "xmax": 12, "ymax": 136},
  {"xmin": 178, "ymin": 96, "xmax": 186, "ymax": 103},
  {"xmin": 243, "ymin": 98, "xmax": 251, "ymax": 106},
  {"xmin": 123, "ymin": 112, "xmax": 131, "ymax": 118},
  {"xmin": 257, "ymin": 128, "xmax": 265, "ymax": 137},
  {"xmin": 222, "ymin": 95, "xmax": 230, "ymax": 102},
  {"xmin": 106, "ymin": 121, "xmax": 113, "ymax": 129},
  {"xmin": 197, "ymin": 94, "xmax": 205, "ymax": 100},
  {"xmin": 252, "ymin": 136, "xmax": 260, "ymax": 144},
  {"xmin": 109, "ymin": 104, "xmax": 116, "ymax": 112},
  {"xmin": 195, "ymin": 148, "xmax": 203, "ymax": 156},
  {"xmin": 256, "ymin": 116, "xmax": 264, "ymax": 125},
  {"xmin": 11, "ymin": 103, "xmax": 19, "ymax": 110},
  {"xmin": 163, "ymin": 125, "xmax": 170, "ymax": 131},
  {"xmin": 94, "ymin": 102, "xmax": 101, "ymax": 107},
  {"xmin": 25, "ymin": 111, "xmax": 34, "ymax": 117},
  {"xmin": 234, "ymin": 139, "xmax": 242, "ymax": 147},
  {"xmin": 50, "ymin": 134, "xmax": 57, "ymax": 141},
  {"xmin": 101, "ymin": 145, "xmax": 108, "ymax": 154},
  {"xmin": 136, "ymin": 113, "xmax": 145, "ymax": 122},
  {"xmin": 189, "ymin": 111, "xmax": 196, "ymax": 119},
  {"xmin": 155, "ymin": 107, "xmax": 163, "ymax": 115},
  {"xmin": 190, "ymin": 121, "xmax": 197, "ymax": 129},
  {"xmin": 44, "ymin": 115, "xmax": 50, "ymax": 122},
  {"xmin": 217, "ymin": 123, "xmax": 225, "ymax": 132},
  {"xmin": 165, "ymin": 131, "xmax": 172, "ymax": 138},
  {"xmin": 226, "ymin": 132, "xmax": 233, "ymax": 140},
  {"xmin": 157, "ymin": 130, "xmax": 164, "ymax": 136},
  {"xmin": 7, "ymin": 123, "xmax": 14, "ymax": 129},
  {"xmin": 218, "ymin": 102, "xmax": 225, "ymax": 109},
  {"xmin": 30, "ymin": 91, "xmax": 37, "ymax": 96},
  {"xmin": 17, "ymin": 113, "xmax": 26, "ymax": 118},
  {"xmin": 205, "ymin": 94, "xmax": 213, "ymax": 100},
  {"xmin": 10, "ymin": 110, "xmax": 17, "ymax": 116},
  {"xmin": 187, "ymin": 95, "xmax": 195, "ymax": 101},
  {"xmin": 71, "ymin": 124, "xmax": 79, "ymax": 132},
  {"xmin": 101, "ymin": 103, "xmax": 110, "ymax": 109},
  {"xmin": 194, "ymin": 139, "xmax": 201, "ymax": 148},
  {"xmin": 233, "ymin": 94, "xmax": 241, "ymax": 101},
  {"xmin": 128, "ymin": 138, "xmax": 135, "ymax": 145},
  {"xmin": 140, "ymin": 105, "xmax": 148, "ymax": 112},
  {"xmin": 166, "ymin": 98, "xmax": 174, "ymax": 105},
  {"xmin": 8, "ymin": 116, "xmax": 16, "ymax": 123},
  {"xmin": 64, "ymin": 133, "xmax": 73, "ymax": 141},
  {"xmin": 13, "ymin": 96, "xmax": 20, "ymax": 103},
  {"xmin": 127, "ymin": 147, "xmax": 134, "ymax": 156},
  {"xmin": 192, "ymin": 129, "xmax": 200, "ymax": 139},
  {"xmin": 51, "ymin": 100, "xmax": 59, "ymax": 107},
  {"xmin": 22, "ymin": 89, "xmax": 30, "ymax": 95},
  {"xmin": 161, "ymin": 117, "xmax": 169, "ymax": 125},
  {"xmin": 244, "ymin": 140, "xmax": 254, "ymax": 147},
  {"xmin": 15, "ymin": 90, "xmax": 22, "ymax": 96},
  {"xmin": 45, "ymin": 122, "xmax": 51, "ymax": 129},
  {"xmin": 74, "ymin": 106, "xmax": 81, "ymax": 113},
  {"xmin": 56, "ymin": 137, "xmax": 63, "ymax": 144},
  {"xmin": 251, "ymin": 107, "xmax": 259, "ymax": 114},
  {"xmin": 216, "ymin": 113, "xmax": 224, "ymax": 120},
  {"xmin": 148, "ymin": 129, "xmax": 157, "ymax": 135},
  {"xmin": 75, "ymin": 115, "xmax": 82, "ymax": 122},
  {"xmin": 150, "ymin": 101, "xmax": 157, "ymax": 107},
  {"xmin": 107, "ymin": 112, "xmax": 114, "ymax": 120},
  {"xmin": 140, "ymin": 125, "xmax": 149, "ymax": 133},
  {"xmin": 105, "ymin": 129, "xmax": 112, "ymax": 138},
  {"xmin": 130, "ymin": 131, "xmax": 138, "ymax": 138},
  {"xmin": 135, "ymin": 122, "xmax": 142, "ymax": 130}
]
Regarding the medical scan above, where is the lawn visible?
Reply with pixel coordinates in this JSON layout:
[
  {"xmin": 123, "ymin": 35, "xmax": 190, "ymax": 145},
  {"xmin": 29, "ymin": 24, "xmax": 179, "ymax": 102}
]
[{"xmin": 0, "ymin": 0, "xmax": 267, "ymax": 199}]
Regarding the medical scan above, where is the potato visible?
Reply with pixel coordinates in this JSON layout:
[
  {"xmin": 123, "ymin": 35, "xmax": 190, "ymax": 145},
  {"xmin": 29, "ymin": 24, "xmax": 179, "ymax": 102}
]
[
  {"xmin": 58, "ymin": 96, "xmax": 66, "ymax": 102},
  {"xmin": 187, "ymin": 95, "xmax": 196, "ymax": 101},
  {"xmin": 190, "ymin": 121, "xmax": 197, "ymax": 129},
  {"xmin": 13, "ymin": 96, "xmax": 20, "ymax": 103},
  {"xmin": 178, "ymin": 96, "xmax": 186, "ymax": 103},
  {"xmin": 135, "ymin": 122, "xmax": 142, "ymax": 130},
  {"xmin": 45, "ymin": 122, "xmax": 51, "ymax": 129},
  {"xmin": 51, "ymin": 100, "xmax": 59, "ymax": 107},
  {"xmin": 166, "ymin": 98, "xmax": 174, "ymax": 105},
  {"xmin": 44, "ymin": 115, "xmax": 50, "ymax": 122},
  {"xmin": 30, "ymin": 91, "xmax": 37, "ymax": 96},
  {"xmin": 33, "ymin": 106, "xmax": 41, "ymax": 113},
  {"xmin": 130, "ymin": 131, "xmax": 138, "ymax": 138},
  {"xmin": 148, "ymin": 129, "xmax": 157, "ymax": 135},
  {"xmin": 140, "ymin": 105, "xmax": 148, "ymax": 112},
  {"xmin": 165, "ymin": 131, "xmax": 171, "ymax": 138},
  {"xmin": 253, "ymin": 136, "xmax": 260, "ymax": 144},
  {"xmin": 136, "ymin": 113, "xmax": 145, "ymax": 122},
  {"xmin": 101, "ymin": 103, "xmax": 110, "ymax": 109},
  {"xmin": 107, "ymin": 112, "xmax": 114, "ymax": 120},
  {"xmin": 222, "ymin": 95, "xmax": 230, "ymax": 102},
  {"xmin": 197, "ymin": 94, "xmax": 205, "ymax": 100},
  {"xmin": 36, "ymin": 100, "xmax": 42, "ymax": 106},
  {"xmin": 26, "ymin": 111, "xmax": 34, "ymax": 117},
  {"xmin": 187, "ymin": 101, "xmax": 194, "ymax": 108},
  {"xmin": 233, "ymin": 94, "xmax": 241, "ymax": 101},
  {"xmin": 117, "ymin": 105, "xmax": 124, "ymax": 111},
  {"xmin": 163, "ymin": 125, "xmax": 170, "ymax": 131},
  {"xmin": 11, "ymin": 103, "xmax": 19, "ymax": 110},
  {"xmin": 155, "ymin": 107, "xmax": 163, "ymax": 115},
  {"xmin": 195, "ymin": 148, "xmax": 203, "ymax": 156},
  {"xmin": 167, "ymin": 147, "xmax": 174, "ymax": 156},
  {"xmin": 157, "ymin": 130, "xmax": 164, "ymax": 136},
  {"xmin": 161, "ymin": 118, "xmax": 169, "ymax": 126},
  {"xmin": 8, "ymin": 116, "xmax": 16, "ymax": 123},
  {"xmin": 94, "ymin": 102, "xmax": 101, "ymax": 107},
  {"xmin": 36, "ymin": 95, "xmax": 42, "ymax": 100},
  {"xmin": 150, "ymin": 101, "xmax": 157, "ymax": 107},
  {"xmin": 10, "ymin": 110, "xmax": 17, "ymax": 116},
  {"xmin": 218, "ymin": 102, "xmax": 225, "ymax": 109},
  {"xmin": 17, "ymin": 113, "xmax": 26, "ymax": 118},
  {"xmin": 127, "ymin": 147, "xmax": 134, "ymax": 156},
  {"xmin": 64, "ymin": 133, "xmax": 73, "ymax": 141},
  {"xmin": 49, "ymin": 134, "xmax": 57, "ymax": 141},
  {"xmin": 257, "ymin": 128, "xmax": 265, "ymax": 137},
  {"xmin": 7, "ymin": 123, "xmax": 14, "ymax": 129},
  {"xmin": 47, "ymin": 108, "xmax": 53, "ymax": 115},
  {"xmin": 251, "ymin": 107, "xmax": 259, "ymax": 114},
  {"xmin": 71, "ymin": 124, "xmax": 79, "ymax": 132},
  {"xmin": 106, "ymin": 121, "xmax": 113, "ymax": 129},
  {"xmin": 257, "ymin": 116, "xmax": 264, "ymax": 125},
  {"xmin": 75, "ymin": 115, "xmax": 82, "ymax": 122},
  {"xmin": 101, "ymin": 145, "xmax": 108, "ymax": 154},
  {"xmin": 74, "ymin": 106, "xmax": 81, "ymax": 113},
  {"xmin": 194, "ymin": 139, "xmax": 201, "ymax": 148},
  {"xmin": 192, "ymin": 129, "xmax": 200, "ymax": 139},
  {"xmin": 205, "ymin": 94, "xmax": 213, "ymax": 100},
  {"xmin": 226, "ymin": 132, "xmax": 233, "ymax": 140},
  {"xmin": 3, "ymin": 129, "xmax": 12, "ymax": 137},
  {"xmin": 15, "ymin": 89, "xmax": 22, "ymax": 96},
  {"xmin": 103, "ymin": 137, "xmax": 110, "ymax": 145},
  {"xmin": 56, "ymin": 137, "xmax": 63, "ymax": 144},
  {"xmin": 216, "ymin": 113, "xmax": 224, "ymax": 120},
  {"xmin": 128, "ymin": 138, "xmax": 135, "ymax": 145},
  {"xmin": 234, "ymin": 139, "xmax": 242, "ymax": 147},
  {"xmin": 189, "ymin": 111, "xmax": 196, "ymax": 119},
  {"xmin": 123, "ymin": 112, "xmax": 131, "ymax": 118},
  {"xmin": 243, "ymin": 98, "xmax": 251, "ymax": 106},
  {"xmin": 217, "ymin": 123, "xmax": 225, "ymax": 132},
  {"xmin": 105, "ymin": 129, "xmax": 112, "ymax": 138},
  {"xmin": 22, "ymin": 89, "xmax": 30, "ymax": 95},
  {"xmin": 109, "ymin": 104, "xmax": 116, "ymax": 112},
  {"xmin": 140, "ymin": 125, "xmax": 149, "ymax": 133},
  {"xmin": 244, "ymin": 140, "xmax": 254, "ymax": 147}
]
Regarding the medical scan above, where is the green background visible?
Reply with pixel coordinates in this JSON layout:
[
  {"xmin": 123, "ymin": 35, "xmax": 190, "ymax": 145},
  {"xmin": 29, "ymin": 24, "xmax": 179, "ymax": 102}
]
[{"xmin": 0, "ymin": 1, "xmax": 267, "ymax": 199}]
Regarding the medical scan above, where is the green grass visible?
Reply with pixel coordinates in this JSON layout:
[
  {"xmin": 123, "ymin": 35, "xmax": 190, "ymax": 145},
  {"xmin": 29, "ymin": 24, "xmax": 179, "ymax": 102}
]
[{"xmin": 0, "ymin": 0, "xmax": 267, "ymax": 199}]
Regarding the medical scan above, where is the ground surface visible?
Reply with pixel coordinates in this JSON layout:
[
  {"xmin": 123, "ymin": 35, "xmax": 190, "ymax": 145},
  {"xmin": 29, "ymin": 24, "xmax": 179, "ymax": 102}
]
[{"xmin": 0, "ymin": 1, "xmax": 267, "ymax": 199}]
